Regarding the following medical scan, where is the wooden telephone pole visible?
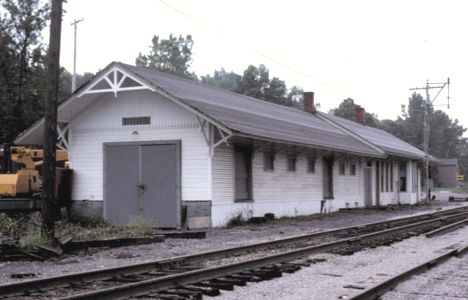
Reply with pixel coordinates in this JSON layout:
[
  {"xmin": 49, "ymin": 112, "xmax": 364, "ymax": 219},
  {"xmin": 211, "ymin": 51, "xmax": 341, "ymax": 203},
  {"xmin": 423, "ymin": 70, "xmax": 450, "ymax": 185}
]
[{"xmin": 43, "ymin": 0, "xmax": 63, "ymax": 237}]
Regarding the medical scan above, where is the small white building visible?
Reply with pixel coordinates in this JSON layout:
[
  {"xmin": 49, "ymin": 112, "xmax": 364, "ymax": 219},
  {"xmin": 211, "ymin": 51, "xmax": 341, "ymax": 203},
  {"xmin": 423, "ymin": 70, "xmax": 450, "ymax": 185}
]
[{"xmin": 16, "ymin": 62, "xmax": 426, "ymax": 228}]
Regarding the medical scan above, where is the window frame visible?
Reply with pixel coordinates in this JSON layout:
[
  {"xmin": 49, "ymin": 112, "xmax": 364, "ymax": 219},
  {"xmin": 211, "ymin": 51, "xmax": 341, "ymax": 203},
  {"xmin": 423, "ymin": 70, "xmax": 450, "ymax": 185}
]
[
  {"xmin": 287, "ymin": 155, "xmax": 296, "ymax": 172},
  {"xmin": 307, "ymin": 157, "xmax": 316, "ymax": 174},
  {"xmin": 350, "ymin": 163, "xmax": 356, "ymax": 176},
  {"xmin": 339, "ymin": 163, "xmax": 346, "ymax": 175}
]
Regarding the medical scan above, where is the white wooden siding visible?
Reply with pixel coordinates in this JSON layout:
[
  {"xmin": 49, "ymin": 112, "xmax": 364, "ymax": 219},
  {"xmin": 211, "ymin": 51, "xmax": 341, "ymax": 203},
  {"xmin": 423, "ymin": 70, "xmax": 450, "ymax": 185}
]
[
  {"xmin": 330, "ymin": 159, "xmax": 363, "ymax": 210},
  {"xmin": 251, "ymin": 151, "xmax": 323, "ymax": 203},
  {"xmin": 69, "ymin": 90, "xmax": 210, "ymax": 202}
]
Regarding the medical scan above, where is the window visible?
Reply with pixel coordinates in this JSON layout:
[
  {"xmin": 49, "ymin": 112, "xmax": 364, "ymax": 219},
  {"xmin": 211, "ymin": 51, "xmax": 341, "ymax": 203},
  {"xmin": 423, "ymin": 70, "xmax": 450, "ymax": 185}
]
[
  {"xmin": 307, "ymin": 158, "xmax": 315, "ymax": 173},
  {"xmin": 350, "ymin": 164, "xmax": 356, "ymax": 176},
  {"xmin": 399, "ymin": 162, "xmax": 407, "ymax": 192},
  {"xmin": 287, "ymin": 156, "xmax": 296, "ymax": 172},
  {"xmin": 122, "ymin": 116, "xmax": 151, "ymax": 126},
  {"xmin": 263, "ymin": 151, "xmax": 275, "ymax": 171},
  {"xmin": 339, "ymin": 163, "xmax": 346, "ymax": 175}
]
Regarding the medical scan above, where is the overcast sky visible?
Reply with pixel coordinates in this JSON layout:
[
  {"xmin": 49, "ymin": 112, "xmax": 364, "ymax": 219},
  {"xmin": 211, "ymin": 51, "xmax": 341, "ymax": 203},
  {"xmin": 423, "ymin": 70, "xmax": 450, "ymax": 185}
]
[{"xmin": 58, "ymin": 0, "xmax": 465, "ymax": 132}]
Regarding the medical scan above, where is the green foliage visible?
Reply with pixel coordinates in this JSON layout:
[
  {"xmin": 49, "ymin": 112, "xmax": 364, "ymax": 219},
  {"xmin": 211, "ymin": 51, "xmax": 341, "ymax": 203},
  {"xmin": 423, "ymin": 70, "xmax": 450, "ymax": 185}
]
[
  {"xmin": 126, "ymin": 217, "xmax": 154, "ymax": 236},
  {"xmin": 331, "ymin": 97, "xmax": 379, "ymax": 127},
  {"xmin": 0, "ymin": 213, "xmax": 19, "ymax": 237},
  {"xmin": 201, "ymin": 68, "xmax": 242, "ymax": 92},
  {"xmin": 19, "ymin": 227, "xmax": 48, "ymax": 249},
  {"xmin": 0, "ymin": 0, "xmax": 50, "ymax": 144},
  {"xmin": 136, "ymin": 34, "xmax": 197, "ymax": 80},
  {"xmin": 202, "ymin": 64, "xmax": 305, "ymax": 108},
  {"xmin": 56, "ymin": 217, "xmax": 157, "ymax": 241}
]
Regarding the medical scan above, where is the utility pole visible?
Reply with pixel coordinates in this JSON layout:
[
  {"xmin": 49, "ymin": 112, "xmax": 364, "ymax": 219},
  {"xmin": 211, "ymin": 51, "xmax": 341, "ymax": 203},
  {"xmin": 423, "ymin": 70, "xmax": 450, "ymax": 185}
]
[
  {"xmin": 43, "ymin": 0, "xmax": 63, "ymax": 238},
  {"xmin": 410, "ymin": 78, "xmax": 450, "ymax": 203},
  {"xmin": 71, "ymin": 18, "xmax": 84, "ymax": 93}
]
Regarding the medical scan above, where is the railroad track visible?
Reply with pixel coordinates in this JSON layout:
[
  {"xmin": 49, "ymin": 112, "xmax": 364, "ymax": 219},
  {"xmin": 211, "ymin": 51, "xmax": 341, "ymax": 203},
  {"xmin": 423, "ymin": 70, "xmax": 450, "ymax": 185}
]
[
  {"xmin": 1, "ymin": 206, "xmax": 468, "ymax": 300},
  {"xmin": 350, "ymin": 243, "xmax": 468, "ymax": 300}
]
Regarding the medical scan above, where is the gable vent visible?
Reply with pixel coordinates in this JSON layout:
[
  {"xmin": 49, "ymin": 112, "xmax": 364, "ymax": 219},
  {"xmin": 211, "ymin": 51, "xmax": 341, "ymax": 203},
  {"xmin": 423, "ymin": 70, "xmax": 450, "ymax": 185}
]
[{"xmin": 122, "ymin": 116, "xmax": 151, "ymax": 126}]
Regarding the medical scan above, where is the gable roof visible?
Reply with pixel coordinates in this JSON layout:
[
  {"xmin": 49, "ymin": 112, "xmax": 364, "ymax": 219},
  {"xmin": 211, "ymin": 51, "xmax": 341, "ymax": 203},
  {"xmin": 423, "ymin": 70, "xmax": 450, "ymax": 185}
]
[{"xmin": 15, "ymin": 62, "xmax": 424, "ymax": 160}]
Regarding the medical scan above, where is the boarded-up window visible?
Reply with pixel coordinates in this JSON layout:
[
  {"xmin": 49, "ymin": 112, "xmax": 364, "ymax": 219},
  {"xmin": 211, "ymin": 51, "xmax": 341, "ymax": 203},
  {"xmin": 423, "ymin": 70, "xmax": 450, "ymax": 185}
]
[
  {"xmin": 122, "ymin": 116, "xmax": 151, "ymax": 126},
  {"xmin": 412, "ymin": 163, "xmax": 418, "ymax": 192},
  {"xmin": 264, "ymin": 151, "xmax": 275, "ymax": 171},
  {"xmin": 350, "ymin": 164, "xmax": 356, "ymax": 176},
  {"xmin": 307, "ymin": 158, "xmax": 316, "ymax": 173},
  {"xmin": 287, "ymin": 156, "xmax": 296, "ymax": 172},
  {"xmin": 339, "ymin": 163, "xmax": 346, "ymax": 175}
]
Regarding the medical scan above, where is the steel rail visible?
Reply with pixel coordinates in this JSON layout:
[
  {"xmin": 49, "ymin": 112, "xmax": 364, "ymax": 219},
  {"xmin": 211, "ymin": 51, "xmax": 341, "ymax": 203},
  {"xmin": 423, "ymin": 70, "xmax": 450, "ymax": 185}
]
[
  {"xmin": 59, "ymin": 216, "xmax": 451, "ymax": 299},
  {"xmin": 425, "ymin": 217, "xmax": 468, "ymax": 238},
  {"xmin": 0, "ymin": 205, "xmax": 467, "ymax": 298},
  {"xmin": 350, "ymin": 244, "xmax": 468, "ymax": 300}
]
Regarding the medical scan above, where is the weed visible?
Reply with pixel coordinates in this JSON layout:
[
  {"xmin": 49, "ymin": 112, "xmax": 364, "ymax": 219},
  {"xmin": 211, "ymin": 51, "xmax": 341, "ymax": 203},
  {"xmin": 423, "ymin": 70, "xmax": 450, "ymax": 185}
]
[
  {"xmin": 126, "ymin": 217, "xmax": 154, "ymax": 237},
  {"xmin": 0, "ymin": 213, "xmax": 19, "ymax": 237},
  {"xmin": 19, "ymin": 227, "xmax": 48, "ymax": 249},
  {"xmin": 226, "ymin": 212, "xmax": 246, "ymax": 227}
]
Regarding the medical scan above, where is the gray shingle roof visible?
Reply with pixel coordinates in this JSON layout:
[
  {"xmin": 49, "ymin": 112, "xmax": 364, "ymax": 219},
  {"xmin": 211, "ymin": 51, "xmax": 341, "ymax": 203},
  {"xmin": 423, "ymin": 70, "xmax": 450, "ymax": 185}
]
[
  {"xmin": 318, "ymin": 112, "xmax": 426, "ymax": 159},
  {"xmin": 16, "ymin": 62, "xmax": 426, "ymax": 161},
  {"xmin": 122, "ymin": 63, "xmax": 383, "ymax": 157}
]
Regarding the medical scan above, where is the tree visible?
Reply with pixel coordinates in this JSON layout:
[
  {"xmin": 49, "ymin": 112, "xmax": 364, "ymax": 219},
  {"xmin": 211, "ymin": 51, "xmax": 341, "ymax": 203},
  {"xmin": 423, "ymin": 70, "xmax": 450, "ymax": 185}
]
[
  {"xmin": 0, "ymin": 0, "xmax": 50, "ymax": 144},
  {"xmin": 331, "ymin": 98, "xmax": 379, "ymax": 127},
  {"xmin": 202, "ymin": 64, "xmax": 304, "ymax": 108},
  {"xmin": 135, "ymin": 34, "xmax": 197, "ymax": 80},
  {"xmin": 201, "ymin": 68, "xmax": 241, "ymax": 92}
]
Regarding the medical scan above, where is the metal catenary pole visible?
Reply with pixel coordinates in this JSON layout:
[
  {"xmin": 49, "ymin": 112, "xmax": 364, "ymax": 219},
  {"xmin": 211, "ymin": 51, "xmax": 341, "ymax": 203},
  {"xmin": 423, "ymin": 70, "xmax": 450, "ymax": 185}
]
[
  {"xmin": 71, "ymin": 18, "xmax": 84, "ymax": 93},
  {"xmin": 43, "ymin": 0, "xmax": 63, "ymax": 237},
  {"xmin": 410, "ymin": 78, "xmax": 450, "ymax": 202}
]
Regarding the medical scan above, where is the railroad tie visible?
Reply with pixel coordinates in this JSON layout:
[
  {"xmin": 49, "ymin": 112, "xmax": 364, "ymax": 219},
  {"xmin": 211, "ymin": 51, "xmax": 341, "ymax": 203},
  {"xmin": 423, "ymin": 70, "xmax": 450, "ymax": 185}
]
[
  {"xmin": 183, "ymin": 285, "xmax": 221, "ymax": 296},
  {"xmin": 196, "ymin": 280, "xmax": 234, "ymax": 291}
]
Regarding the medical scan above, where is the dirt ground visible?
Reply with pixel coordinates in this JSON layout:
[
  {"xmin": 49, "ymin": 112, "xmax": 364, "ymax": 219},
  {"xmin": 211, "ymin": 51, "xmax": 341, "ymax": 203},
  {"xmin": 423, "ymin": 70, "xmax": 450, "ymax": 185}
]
[{"xmin": 0, "ymin": 198, "xmax": 467, "ymax": 285}]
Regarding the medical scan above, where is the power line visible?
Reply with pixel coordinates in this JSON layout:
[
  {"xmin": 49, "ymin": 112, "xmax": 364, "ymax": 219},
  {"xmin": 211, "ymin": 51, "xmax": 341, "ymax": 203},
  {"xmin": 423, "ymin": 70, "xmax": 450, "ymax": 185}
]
[{"xmin": 157, "ymin": 0, "xmax": 339, "ymax": 91}]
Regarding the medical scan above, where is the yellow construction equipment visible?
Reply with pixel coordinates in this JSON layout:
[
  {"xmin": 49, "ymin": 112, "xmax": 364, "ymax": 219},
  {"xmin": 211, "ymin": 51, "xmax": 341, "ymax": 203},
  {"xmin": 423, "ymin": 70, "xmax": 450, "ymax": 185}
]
[{"xmin": 0, "ymin": 147, "xmax": 68, "ymax": 197}]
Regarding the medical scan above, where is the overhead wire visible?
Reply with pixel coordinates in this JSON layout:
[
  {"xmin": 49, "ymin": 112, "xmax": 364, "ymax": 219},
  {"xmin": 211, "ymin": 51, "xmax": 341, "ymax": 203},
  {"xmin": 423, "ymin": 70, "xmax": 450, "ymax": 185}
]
[{"xmin": 157, "ymin": 0, "xmax": 341, "ymax": 91}]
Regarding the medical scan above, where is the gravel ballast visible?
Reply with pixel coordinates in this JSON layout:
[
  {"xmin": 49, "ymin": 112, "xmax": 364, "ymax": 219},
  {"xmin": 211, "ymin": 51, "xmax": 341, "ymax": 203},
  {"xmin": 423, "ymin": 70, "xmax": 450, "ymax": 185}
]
[
  {"xmin": 0, "ymin": 200, "xmax": 466, "ymax": 288},
  {"xmin": 214, "ymin": 224, "xmax": 468, "ymax": 300}
]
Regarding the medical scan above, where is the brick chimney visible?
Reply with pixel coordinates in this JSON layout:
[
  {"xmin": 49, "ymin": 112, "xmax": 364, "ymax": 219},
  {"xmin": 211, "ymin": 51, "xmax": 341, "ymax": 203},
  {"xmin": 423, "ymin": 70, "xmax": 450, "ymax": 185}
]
[
  {"xmin": 355, "ymin": 105, "xmax": 365, "ymax": 124},
  {"xmin": 303, "ymin": 92, "xmax": 316, "ymax": 113}
]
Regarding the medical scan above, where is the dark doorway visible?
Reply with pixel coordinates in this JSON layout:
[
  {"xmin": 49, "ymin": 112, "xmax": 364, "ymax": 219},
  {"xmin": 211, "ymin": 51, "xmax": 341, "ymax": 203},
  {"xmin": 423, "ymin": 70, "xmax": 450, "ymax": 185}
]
[
  {"xmin": 376, "ymin": 161, "xmax": 380, "ymax": 206},
  {"xmin": 364, "ymin": 161, "xmax": 372, "ymax": 207},
  {"xmin": 323, "ymin": 155, "xmax": 334, "ymax": 199},
  {"xmin": 234, "ymin": 146, "xmax": 252, "ymax": 201}
]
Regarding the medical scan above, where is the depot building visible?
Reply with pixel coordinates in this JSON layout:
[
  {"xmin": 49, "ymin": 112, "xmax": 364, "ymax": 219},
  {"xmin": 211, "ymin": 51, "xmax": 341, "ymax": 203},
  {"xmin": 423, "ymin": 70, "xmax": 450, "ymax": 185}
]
[{"xmin": 16, "ymin": 62, "xmax": 428, "ymax": 228}]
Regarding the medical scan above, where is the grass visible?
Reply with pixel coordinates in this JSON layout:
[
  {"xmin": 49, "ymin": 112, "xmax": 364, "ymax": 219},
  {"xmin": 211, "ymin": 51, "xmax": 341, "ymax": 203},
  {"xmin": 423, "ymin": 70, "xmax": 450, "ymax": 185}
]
[{"xmin": 56, "ymin": 216, "xmax": 159, "ymax": 242}]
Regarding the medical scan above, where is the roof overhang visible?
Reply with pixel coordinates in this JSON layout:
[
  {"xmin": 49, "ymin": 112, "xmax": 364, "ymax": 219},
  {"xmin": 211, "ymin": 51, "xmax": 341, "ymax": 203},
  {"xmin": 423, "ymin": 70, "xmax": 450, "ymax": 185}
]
[{"xmin": 15, "ymin": 62, "xmax": 231, "ymax": 145}]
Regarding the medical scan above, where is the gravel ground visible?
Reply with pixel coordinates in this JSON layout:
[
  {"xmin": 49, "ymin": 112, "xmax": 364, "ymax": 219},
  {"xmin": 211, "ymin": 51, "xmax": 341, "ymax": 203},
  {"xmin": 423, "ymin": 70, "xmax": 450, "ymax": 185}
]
[
  {"xmin": 0, "ymin": 199, "xmax": 467, "ymax": 286},
  {"xmin": 213, "ymin": 221, "xmax": 468, "ymax": 300},
  {"xmin": 382, "ymin": 248, "xmax": 468, "ymax": 299}
]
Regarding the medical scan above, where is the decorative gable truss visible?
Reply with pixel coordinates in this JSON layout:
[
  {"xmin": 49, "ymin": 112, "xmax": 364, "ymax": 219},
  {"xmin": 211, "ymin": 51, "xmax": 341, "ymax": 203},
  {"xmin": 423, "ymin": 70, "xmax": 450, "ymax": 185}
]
[
  {"xmin": 78, "ymin": 67, "xmax": 155, "ymax": 98},
  {"xmin": 62, "ymin": 64, "xmax": 232, "ymax": 155}
]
